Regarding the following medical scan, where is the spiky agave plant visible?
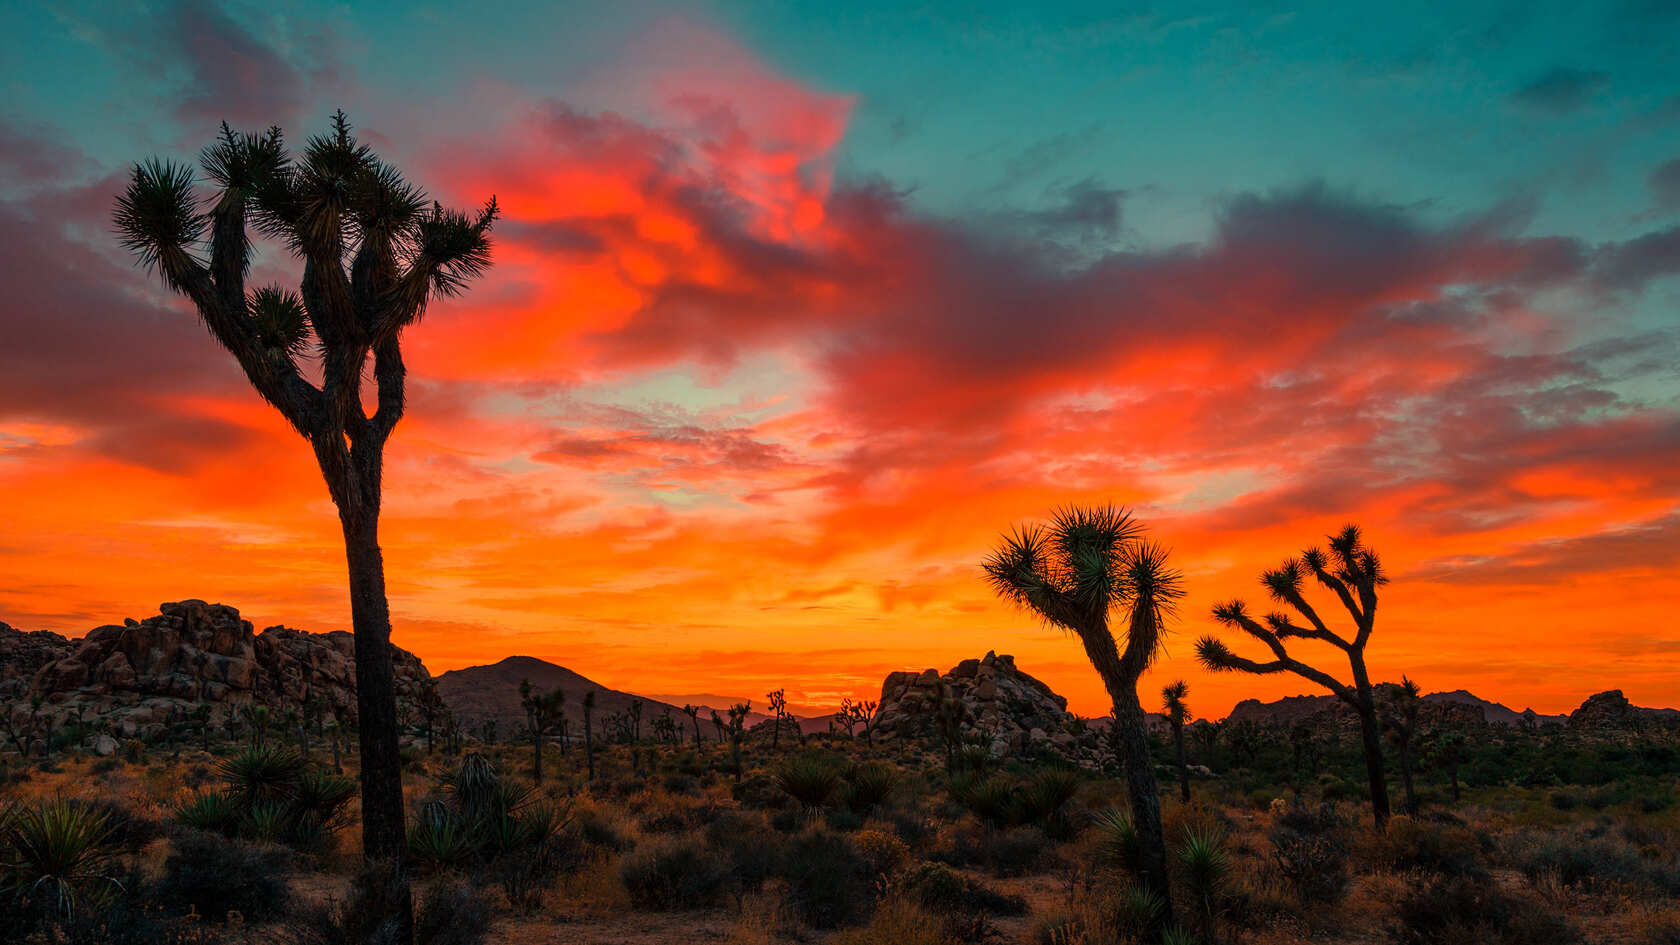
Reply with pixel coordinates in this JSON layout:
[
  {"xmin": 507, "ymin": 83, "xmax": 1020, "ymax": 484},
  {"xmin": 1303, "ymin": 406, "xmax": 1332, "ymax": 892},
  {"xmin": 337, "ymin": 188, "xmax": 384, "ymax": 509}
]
[
  {"xmin": 1, "ymin": 797, "xmax": 122, "ymax": 917},
  {"xmin": 984, "ymin": 505, "xmax": 1182, "ymax": 935},
  {"xmin": 775, "ymin": 756, "xmax": 844, "ymax": 813},
  {"xmin": 1090, "ymin": 806, "xmax": 1144, "ymax": 878}
]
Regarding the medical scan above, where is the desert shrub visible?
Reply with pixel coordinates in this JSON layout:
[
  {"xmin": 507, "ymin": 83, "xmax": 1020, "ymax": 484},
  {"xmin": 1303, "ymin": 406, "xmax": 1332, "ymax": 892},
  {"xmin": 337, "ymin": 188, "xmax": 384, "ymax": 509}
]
[
  {"xmin": 570, "ymin": 804, "xmax": 631, "ymax": 853},
  {"xmin": 1365, "ymin": 814, "xmax": 1486, "ymax": 878},
  {"xmin": 178, "ymin": 746, "xmax": 353, "ymax": 850},
  {"xmin": 414, "ymin": 878, "xmax": 493, "ymax": 945},
  {"xmin": 950, "ymin": 774, "xmax": 1016, "ymax": 829},
  {"xmin": 154, "ymin": 829, "xmax": 291, "ymax": 923},
  {"xmin": 1389, "ymin": 873, "xmax": 1578, "ymax": 945},
  {"xmin": 900, "ymin": 861, "xmax": 1028, "ymax": 918},
  {"xmin": 1176, "ymin": 826, "xmax": 1231, "ymax": 943},
  {"xmin": 983, "ymin": 825, "xmax": 1051, "ymax": 877},
  {"xmin": 851, "ymin": 828, "xmax": 911, "ymax": 877},
  {"xmin": 620, "ymin": 837, "xmax": 730, "ymax": 910},
  {"xmin": 1505, "ymin": 827, "xmax": 1654, "ymax": 893},
  {"xmin": 779, "ymin": 829, "xmax": 874, "ymax": 928},
  {"xmin": 284, "ymin": 865, "xmax": 488, "ymax": 945},
  {"xmin": 829, "ymin": 896, "xmax": 954, "ymax": 945},
  {"xmin": 704, "ymin": 811, "xmax": 787, "ymax": 896},
  {"xmin": 408, "ymin": 803, "xmax": 475, "ymax": 871},
  {"xmin": 733, "ymin": 773, "xmax": 785, "ymax": 810},
  {"xmin": 824, "ymin": 807, "xmax": 866, "ymax": 832},
  {"xmin": 121, "ymin": 739, "xmax": 145, "ymax": 764},
  {"xmin": 1268, "ymin": 803, "xmax": 1350, "ymax": 905}
]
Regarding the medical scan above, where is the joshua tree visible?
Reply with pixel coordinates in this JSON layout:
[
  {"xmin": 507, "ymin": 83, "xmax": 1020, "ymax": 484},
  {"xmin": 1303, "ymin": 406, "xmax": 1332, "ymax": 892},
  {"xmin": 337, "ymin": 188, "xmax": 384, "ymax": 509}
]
[
  {"xmin": 1383, "ymin": 677, "xmax": 1422, "ymax": 814},
  {"xmin": 114, "ymin": 114, "xmax": 498, "ymax": 893},
  {"xmin": 932, "ymin": 681, "xmax": 969, "ymax": 772},
  {"xmin": 856, "ymin": 699, "xmax": 880, "ymax": 747},
  {"xmin": 1189, "ymin": 719, "xmax": 1220, "ymax": 769},
  {"xmin": 581, "ymin": 691, "xmax": 597, "ymax": 781},
  {"xmin": 1428, "ymin": 729, "xmax": 1468, "ymax": 803},
  {"xmin": 241, "ymin": 704, "xmax": 271, "ymax": 749},
  {"xmin": 984, "ymin": 505, "xmax": 1183, "ymax": 934},
  {"xmin": 1162, "ymin": 681, "xmax": 1192, "ymax": 803},
  {"xmin": 681, "ymin": 704, "xmax": 704, "ymax": 747},
  {"xmin": 727, "ymin": 702, "xmax": 750, "ymax": 782},
  {"xmin": 1196, "ymin": 524, "xmax": 1392, "ymax": 827},
  {"xmin": 710, "ymin": 709, "xmax": 727, "ymax": 746},
  {"xmin": 519, "ymin": 680, "xmax": 565, "ymax": 785},
  {"xmin": 766, "ymin": 689, "xmax": 788, "ymax": 750}
]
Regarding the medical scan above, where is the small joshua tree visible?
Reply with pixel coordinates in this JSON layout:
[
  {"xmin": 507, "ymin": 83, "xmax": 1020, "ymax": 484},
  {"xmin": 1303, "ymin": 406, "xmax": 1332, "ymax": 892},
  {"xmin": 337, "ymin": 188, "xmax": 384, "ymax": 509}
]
[
  {"xmin": 710, "ymin": 709, "xmax": 727, "ymax": 746},
  {"xmin": 519, "ymin": 680, "xmax": 565, "ymax": 785},
  {"xmin": 1427, "ymin": 729, "xmax": 1467, "ymax": 803},
  {"xmin": 766, "ymin": 689, "xmax": 788, "ymax": 750},
  {"xmin": 1196, "ymin": 524, "xmax": 1393, "ymax": 827},
  {"xmin": 727, "ymin": 702, "xmax": 750, "ymax": 782},
  {"xmin": 984, "ymin": 505, "xmax": 1183, "ymax": 936},
  {"xmin": 1384, "ymin": 677, "xmax": 1422, "ymax": 814},
  {"xmin": 932, "ymin": 680, "xmax": 969, "ymax": 772},
  {"xmin": 581, "ymin": 691, "xmax": 597, "ymax": 781},
  {"xmin": 1162, "ymin": 680, "xmax": 1192, "ymax": 803},
  {"xmin": 682, "ymin": 704, "xmax": 703, "ymax": 747}
]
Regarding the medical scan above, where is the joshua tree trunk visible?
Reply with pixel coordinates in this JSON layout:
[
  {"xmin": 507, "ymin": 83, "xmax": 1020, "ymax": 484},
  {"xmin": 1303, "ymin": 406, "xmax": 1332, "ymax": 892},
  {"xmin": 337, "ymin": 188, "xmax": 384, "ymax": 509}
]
[
  {"xmin": 1348, "ymin": 662, "xmax": 1392, "ymax": 825},
  {"xmin": 340, "ymin": 513, "xmax": 409, "ymax": 859},
  {"xmin": 1087, "ymin": 638, "xmax": 1173, "ymax": 933},
  {"xmin": 583, "ymin": 711, "xmax": 595, "ymax": 780}
]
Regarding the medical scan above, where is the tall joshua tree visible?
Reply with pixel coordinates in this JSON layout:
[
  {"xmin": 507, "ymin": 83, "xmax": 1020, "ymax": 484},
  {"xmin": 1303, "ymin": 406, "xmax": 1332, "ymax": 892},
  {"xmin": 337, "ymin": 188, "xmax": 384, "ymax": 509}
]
[
  {"xmin": 1162, "ymin": 680, "xmax": 1192, "ymax": 803},
  {"xmin": 682, "ymin": 704, "xmax": 703, "ymax": 748},
  {"xmin": 985, "ymin": 505, "xmax": 1183, "ymax": 936},
  {"xmin": 1196, "ymin": 524, "xmax": 1392, "ymax": 827},
  {"xmin": 114, "ymin": 114, "xmax": 497, "ymax": 886}
]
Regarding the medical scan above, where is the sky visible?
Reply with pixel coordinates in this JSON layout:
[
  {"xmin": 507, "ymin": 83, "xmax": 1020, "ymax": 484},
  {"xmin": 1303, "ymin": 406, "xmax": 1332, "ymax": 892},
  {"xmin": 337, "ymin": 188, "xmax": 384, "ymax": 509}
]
[{"xmin": 1, "ymin": 0, "xmax": 1677, "ymax": 719}]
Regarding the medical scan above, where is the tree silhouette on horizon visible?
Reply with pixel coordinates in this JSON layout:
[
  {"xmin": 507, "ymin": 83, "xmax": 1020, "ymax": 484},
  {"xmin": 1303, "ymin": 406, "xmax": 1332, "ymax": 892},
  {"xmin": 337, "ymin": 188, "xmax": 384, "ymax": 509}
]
[
  {"xmin": 114, "ymin": 112, "xmax": 497, "ymax": 941},
  {"xmin": 984, "ymin": 505, "xmax": 1183, "ymax": 938},
  {"xmin": 1196, "ymin": 524, "xmax": 1393, "ymax": 827}
]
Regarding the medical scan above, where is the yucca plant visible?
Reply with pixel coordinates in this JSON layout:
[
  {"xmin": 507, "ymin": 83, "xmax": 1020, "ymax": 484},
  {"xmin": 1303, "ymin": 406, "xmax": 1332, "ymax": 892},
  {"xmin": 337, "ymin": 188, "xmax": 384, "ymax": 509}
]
[
  {"xmin": 1111, "ymin": 882, "xmax": 1167, "ymax": 942},
  {"xmin": 1020, "ymin": 768, "xmax": 1082, "ymax": 832},
  {"xmin": 1091, "ymin": 806, "xmax": 1144, "ymax": 878},
  {"xmin": 218, "ymin": 744, "xmax": 306, "ymax": 803},
  {"xmin": 775, "ymin": 756, "xmax": 844, "ymax": 813},
  {"xmin": 292, "ymin": 769, "xmax": 357, "ymax": 834},
  {"xmin": 176, "ymin": 790, "xmax": 241, "ymax": 833},
  {"xmin": 243, "ymin": 799, "xmax": 291, "ymax": 844},
  {"xmin": 1, "ymin": 797, "xmax": 122, "ymax": 917},
  {"xmin": 451, "ymin": 752, "xmax": 499, "ymax": 815},
  {"xmin": 408, "ymin": 803, "xmax": 473, "ymax": 871},
  {"xmin": 843, "ymin": 762, "xmax": 896, "ymax": 814},
  {"xmin": 951, "ymin": 774, "xmax": 1017, "ymax": 829},
  {"xmin": 1177, "ymin": 826, "xmax": 1230, "ymax": 943}
]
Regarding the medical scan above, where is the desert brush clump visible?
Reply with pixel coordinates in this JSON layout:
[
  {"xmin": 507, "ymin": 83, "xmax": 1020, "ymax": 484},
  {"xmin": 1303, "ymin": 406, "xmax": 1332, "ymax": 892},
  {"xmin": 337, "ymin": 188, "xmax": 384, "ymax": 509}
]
[{"xmin": 172, "ymin": 744, "xmax": 354, "ymax": 850}]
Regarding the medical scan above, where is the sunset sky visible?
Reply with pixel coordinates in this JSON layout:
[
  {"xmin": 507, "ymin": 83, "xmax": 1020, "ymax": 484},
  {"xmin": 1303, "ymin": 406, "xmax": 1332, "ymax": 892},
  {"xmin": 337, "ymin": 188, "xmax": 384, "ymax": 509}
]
[{"xmin": 2, "ymin": 1, "xmax": 1677, "ymax": 719}]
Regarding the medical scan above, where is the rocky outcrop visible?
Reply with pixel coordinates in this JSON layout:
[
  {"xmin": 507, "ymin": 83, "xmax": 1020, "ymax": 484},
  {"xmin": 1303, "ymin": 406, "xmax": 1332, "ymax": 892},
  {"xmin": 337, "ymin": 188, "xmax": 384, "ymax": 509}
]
[
  {"xmin": 4, "ymin": 600, "xmax": 431, "ymax": 741},
  {"xmin": 872, "ymin": 651, "xmax": 1082, "ymax": 757},
  {"xmin": 1563, "ymin": 689, "xmax": 1679, "ymax": 730},
  {"xmin": 0, "ymin": 622, "xmax": 73, "ymax": 700}
]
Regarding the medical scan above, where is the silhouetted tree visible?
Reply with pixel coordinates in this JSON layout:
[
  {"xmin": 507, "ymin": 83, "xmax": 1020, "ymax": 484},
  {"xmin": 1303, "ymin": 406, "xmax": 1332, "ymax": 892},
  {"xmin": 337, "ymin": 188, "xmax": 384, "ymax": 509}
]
[
  {"xmin": 581, "ymin": 691, "xmax": 597, "ymax": 781},
  {"xmin": 682, "ymin": 704, "xmax": 703, "ymax": 747},
  {"xmin": 1197, "ymin": 524, "xmax": 1393, "ymax": 827},
  {"xmin": 1162, "ymin": 680, "xmax": 1192, "ymax": 803},
  {"xmin": 766, "ymin": 689, "xmax": 787, "ymax": 750},
  {"xmin": 1384, "ymin": 677, "xmax": 1422, "ymax": 814},
  {"xmin": 932, "ymin": 680, "xmax": 969, "ymax": 772},
  {"xmin": 1189, "ymin": 719, "xmax": 1220, "ymax": 769},
  {"xmin": 114, "ymin": 113, "xmax": 498, "ymax": 924},
  {"xmin": 727, "ymin": 702, "xmax": 750, "ymax": 782},
  {"xmin": 519, "ymin": 679, "xmax": 565, "ymax": 785},
  {"xmin": 984, "ymin": 505, "xmax": 1182, "ymax": 936},
  {"xmin": 1428, "ymin": 729, "xmax": 1467, "ymax": 803}
]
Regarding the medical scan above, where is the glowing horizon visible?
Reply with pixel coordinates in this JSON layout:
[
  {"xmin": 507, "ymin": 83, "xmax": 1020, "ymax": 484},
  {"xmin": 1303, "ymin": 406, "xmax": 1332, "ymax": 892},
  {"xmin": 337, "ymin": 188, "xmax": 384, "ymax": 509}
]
[{"xmin": 2, "ymin": 4, "xmax": 1677, "ymax": 720}]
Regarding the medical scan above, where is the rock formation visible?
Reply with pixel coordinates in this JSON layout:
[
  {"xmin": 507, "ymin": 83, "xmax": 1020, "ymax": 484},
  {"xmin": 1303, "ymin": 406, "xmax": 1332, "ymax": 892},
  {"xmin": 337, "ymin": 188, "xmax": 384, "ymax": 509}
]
[
  {"xmin": 873, "ymin": 651, "xmax": 1085, "ymax": 757},
  {"xmin": 2, "ymin": 600, "xmax": 432, "ymax": 742}
]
